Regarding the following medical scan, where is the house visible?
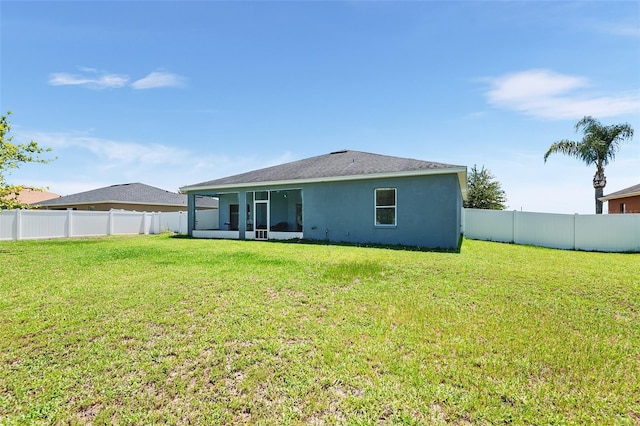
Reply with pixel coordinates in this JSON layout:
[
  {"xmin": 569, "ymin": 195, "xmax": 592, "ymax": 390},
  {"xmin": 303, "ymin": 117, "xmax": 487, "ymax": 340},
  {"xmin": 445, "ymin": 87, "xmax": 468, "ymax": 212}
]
[
  {"xmin": 180, "ymin": 150, "xmax": 467, "ymax": 250},
  {"xmin": 600, "ymin": 183, "xmax": 640, "ymax": 214},
  {"xmin": 33, "ymin": 182, "xmax": 218, "ymax": 214}
]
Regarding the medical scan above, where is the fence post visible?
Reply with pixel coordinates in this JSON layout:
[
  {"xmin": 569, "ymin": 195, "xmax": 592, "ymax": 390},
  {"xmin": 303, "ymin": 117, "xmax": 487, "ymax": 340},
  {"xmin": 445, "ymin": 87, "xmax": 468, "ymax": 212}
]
[
  {"xmin": 512, "ymin": 210, "xmax": 517, "ymax": 244},
  {"xmin": 15, "ymin": 209, "xmax": 23, "ymax": 241},
  {"xmin": 143, "ymin": 212, "xmax": 149, "ymax": 235},
  {"xmin": 108, "ymin": 210, "xmax": 114, "ymax": 235},
  {"xmin": 573, "ymin": 213, "xmax": 577, "ymax": 250},
  {"xmin": 67, "ymin": 209, "xmax": 73, "ymax": 238},
  {"xmin": 151, "ymin": 212, "xmax": 158, "ymax": 234}
]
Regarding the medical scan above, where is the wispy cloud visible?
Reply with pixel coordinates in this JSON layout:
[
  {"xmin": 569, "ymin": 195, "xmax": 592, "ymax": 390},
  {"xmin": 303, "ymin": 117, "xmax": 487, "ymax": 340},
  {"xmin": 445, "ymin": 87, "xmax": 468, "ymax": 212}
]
[
  {"xmin": 483, "ymin": 69, "xmax": 640, "ymax": 119},
  {"xmin": 33, "ymin": 131, "xmax": 191, "ymax": 166},
  {"xmin": 48, "ymin": 68, "xmax": 186, "ymax": 90},
  {"xmin": 131, "ymin": 71, "xmax": 186, "ymax": 89},
  {"xmin": 19, "ymin": 129, "xmax": 293, "ymax": 195},
  {"xmin": 595, "ymin": 21, "xmax": 640, "ymax": 37},
  {"xmin": 49, "ymin": 69, "xmax": 129, "ymax": 89}
]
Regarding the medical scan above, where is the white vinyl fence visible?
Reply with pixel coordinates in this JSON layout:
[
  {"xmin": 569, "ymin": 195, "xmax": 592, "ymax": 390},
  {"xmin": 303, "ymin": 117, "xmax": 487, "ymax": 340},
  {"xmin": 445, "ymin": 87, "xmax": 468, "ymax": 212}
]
[
  {"xmin": 463, "ymin": 208, "xmax": 640, "ymax": 252},
  {"xmin": 0, "ymin": 210, "xmax": 188, "ymax": 241}
]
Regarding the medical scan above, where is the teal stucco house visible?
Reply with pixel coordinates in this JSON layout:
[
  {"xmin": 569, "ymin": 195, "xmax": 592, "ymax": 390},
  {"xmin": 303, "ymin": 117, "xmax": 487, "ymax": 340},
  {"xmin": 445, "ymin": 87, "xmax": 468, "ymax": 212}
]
[{"xmin": 179, "ymin": 150, "xmax": 467, "ymax": 249}]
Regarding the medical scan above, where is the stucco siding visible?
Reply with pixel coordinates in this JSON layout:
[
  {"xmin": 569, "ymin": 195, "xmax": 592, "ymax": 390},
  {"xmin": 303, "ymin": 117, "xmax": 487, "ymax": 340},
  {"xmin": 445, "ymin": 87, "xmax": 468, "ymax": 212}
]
[{"xmin": 302, "ymin": 174, "xmax": 461, "ymax": 249}]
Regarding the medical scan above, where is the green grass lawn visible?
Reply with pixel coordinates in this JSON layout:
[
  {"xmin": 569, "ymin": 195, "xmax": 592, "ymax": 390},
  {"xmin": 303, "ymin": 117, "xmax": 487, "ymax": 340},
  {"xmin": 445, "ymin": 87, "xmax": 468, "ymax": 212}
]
[{"xmin": 1, "ymin": 235, "xmax": 638, "ymax": 425}]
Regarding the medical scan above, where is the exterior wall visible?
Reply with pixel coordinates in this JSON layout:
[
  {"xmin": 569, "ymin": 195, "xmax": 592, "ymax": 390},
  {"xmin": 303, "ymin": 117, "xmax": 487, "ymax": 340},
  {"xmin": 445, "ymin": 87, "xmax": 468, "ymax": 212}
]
[
  {"xmin": 607, "ymin": 195, "xmax": 640, "ymax": 214},
  {"xmin": 185, "ymin": 173, "xmax": 462, "ymax": 249},
  {"xmin": 302, "ymin": 174, "xmax": 461, "ymax": 249}
]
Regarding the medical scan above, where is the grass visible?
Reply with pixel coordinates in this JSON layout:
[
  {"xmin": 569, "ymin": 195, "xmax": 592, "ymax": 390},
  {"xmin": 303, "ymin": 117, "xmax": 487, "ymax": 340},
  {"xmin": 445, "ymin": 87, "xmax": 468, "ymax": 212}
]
[{"xmin": 0, "ymin": 234, "xmax": 638, "ymax": 425}]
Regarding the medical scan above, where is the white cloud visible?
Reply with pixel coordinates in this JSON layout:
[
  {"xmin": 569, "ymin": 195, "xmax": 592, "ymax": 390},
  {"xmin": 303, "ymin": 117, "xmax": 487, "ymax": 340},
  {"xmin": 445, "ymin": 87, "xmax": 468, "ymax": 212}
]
[
  {"xmin": 49, "ymin": 68, "xmax": 186, "ymax": 90},
  {"xmin": 484, "ymin": 69, "xmax": 640, "ymax": 119},
  {"xmin": 131, "ymin": 71, "xmax": 186, "ymax": 89},
  {"xmin": 48, "ymin": 70, "xmax": 129, "ymax": 89}
]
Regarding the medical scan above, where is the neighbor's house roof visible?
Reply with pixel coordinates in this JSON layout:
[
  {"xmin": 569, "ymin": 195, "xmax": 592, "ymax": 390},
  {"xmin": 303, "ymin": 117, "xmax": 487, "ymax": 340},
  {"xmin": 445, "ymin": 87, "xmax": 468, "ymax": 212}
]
[
  {"xmin": 599, "ymin": 183, "xmax": 640, "ymax": 202},
  {"xmin": 15, "ymin": 187, "xmax": 60, "ymax": 204},
  {"xmin": 181, "ymin": 150, "xmax": 467, "ymax": 197},
  {"xmin": 33, "ymin": 182, "xmax": 195, "ymax": 209}
]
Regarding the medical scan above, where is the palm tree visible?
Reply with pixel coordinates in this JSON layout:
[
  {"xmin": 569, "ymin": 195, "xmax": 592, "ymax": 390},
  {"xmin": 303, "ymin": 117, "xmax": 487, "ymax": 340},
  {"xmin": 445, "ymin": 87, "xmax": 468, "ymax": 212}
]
[{"xmin": 544, "ymin": 116, "xmax": 634, "ymax": 214}]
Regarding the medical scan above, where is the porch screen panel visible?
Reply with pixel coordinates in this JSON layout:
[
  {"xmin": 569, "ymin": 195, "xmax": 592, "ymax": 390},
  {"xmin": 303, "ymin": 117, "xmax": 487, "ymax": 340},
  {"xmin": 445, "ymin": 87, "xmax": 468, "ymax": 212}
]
[{"xmin": 255, "ymin": 202, "xmax": 268, "ymax": 229}]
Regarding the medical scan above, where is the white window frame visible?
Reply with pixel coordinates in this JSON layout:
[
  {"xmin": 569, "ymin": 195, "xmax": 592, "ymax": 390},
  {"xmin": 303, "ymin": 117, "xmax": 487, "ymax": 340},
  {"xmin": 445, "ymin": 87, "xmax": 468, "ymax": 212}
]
[{"xmin": 374, "ymin": 188, "xmax": 397, "ymax": 226}]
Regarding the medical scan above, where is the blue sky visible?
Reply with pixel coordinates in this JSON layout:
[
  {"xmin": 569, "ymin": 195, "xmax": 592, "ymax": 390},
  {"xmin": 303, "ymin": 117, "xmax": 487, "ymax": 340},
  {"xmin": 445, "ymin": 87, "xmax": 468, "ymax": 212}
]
[{"xmin": 2, "ymin": 1, "xmax": 638, "ymax": 214}]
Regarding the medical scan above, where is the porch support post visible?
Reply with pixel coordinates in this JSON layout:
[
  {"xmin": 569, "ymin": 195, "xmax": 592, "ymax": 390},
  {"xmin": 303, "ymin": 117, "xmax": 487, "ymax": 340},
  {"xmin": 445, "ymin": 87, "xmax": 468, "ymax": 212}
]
[
  {"xmin": 187, "ymin": 193, "xmax": 196, "ymax": 237},
  {"xmin": 238, "ymin": 191, "xmax": 246, "ymax": 240}
]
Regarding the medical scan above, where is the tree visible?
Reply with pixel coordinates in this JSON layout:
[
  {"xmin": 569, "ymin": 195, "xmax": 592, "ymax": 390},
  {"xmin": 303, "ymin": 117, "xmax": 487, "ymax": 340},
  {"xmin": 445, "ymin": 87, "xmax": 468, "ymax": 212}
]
[
  {"xmin": 464, "ymin": 164, "xmax": 507, "ymax": 210},
  {"xmin": 1, "ymin": 112, "xmax": 54, "ymax": 209},
  {"xmin": 544, "ymin": 116, "xmax": 634, "ymax": 214}
]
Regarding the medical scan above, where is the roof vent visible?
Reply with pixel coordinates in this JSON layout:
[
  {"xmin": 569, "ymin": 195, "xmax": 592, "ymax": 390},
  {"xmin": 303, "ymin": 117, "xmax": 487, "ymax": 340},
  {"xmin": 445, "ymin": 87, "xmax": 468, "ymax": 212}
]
[{"xmin": 330, "ymin": 149, "xmax": 348, "ymax": 154}]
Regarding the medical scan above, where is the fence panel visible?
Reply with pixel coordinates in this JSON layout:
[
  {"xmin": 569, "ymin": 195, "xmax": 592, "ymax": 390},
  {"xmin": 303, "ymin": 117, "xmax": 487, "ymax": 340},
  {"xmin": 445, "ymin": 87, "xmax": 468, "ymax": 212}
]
[
  {"xmin": 20, "ymin": 210, "xmax": 69, "ymax": 240},
  {"xmin": 73, "ymin": 211, "xmax": 110, "ymax": 236},
  {"xmin": 0, "ymin": 210, "xmax": 17, "ymax": 240},
  {"xmin": 515, "ymin": 212, "xmax": 575, "ymax": 250},
  {"xmin": 111, "ymin": 211, "xmax": 147, "ymax": 235},
  {"xmin": 575, "ymin": 214, "xmax": 640, "ymax": 252},
  {"xmin": 0, "ymin": 209, "xmax": 187, "ymax": 241},
  {"xmin": 463, "ymin": 208, "xmax": 640, "ymax": 252},
  {"xmin": 463, "ymin": 209, "xmax": 514, "ymax": 242},
  {"xmin": 159, "ymin": 211, "xmax": 187, "ymax": 234}
]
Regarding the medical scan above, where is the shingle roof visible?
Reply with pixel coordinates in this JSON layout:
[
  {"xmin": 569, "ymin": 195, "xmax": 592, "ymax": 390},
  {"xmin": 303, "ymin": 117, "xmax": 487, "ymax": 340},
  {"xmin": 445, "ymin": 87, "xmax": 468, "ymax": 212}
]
[
  {"xmin": 33, "ymin": 183, "xmax": 188, "ymax": 207},
  {"xmin": 183, "ymin": 150, "xmax": 465, "ymax": 190},
  {"xmin": 600, "ymin": 183, "xmax": 640, "ymax": 201},
  {"xmin": 15, "ymin": 188, "xmax": 60, "ymax": 204}
]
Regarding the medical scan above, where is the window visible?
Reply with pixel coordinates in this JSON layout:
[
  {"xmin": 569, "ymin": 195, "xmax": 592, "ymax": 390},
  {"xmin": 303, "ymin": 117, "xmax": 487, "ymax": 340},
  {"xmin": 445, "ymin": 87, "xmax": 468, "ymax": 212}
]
[{"xmin": 375, "ymin": 188, "xmax": 396, "ymax": 226}]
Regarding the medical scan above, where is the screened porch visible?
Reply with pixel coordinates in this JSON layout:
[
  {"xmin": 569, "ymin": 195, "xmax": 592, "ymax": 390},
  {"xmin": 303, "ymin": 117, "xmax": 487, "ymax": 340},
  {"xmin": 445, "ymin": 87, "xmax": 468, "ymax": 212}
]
[{"xmin": 192, "ymin": 189, "xmax": 303, "ymax": 241}]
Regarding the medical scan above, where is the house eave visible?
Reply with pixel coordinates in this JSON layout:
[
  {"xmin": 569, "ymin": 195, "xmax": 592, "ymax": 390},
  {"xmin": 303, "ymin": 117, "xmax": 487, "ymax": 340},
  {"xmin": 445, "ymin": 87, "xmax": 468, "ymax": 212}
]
[
  {"xmin": 181, "ymin": 167, "xmax": 468, "ymax": 197},
  {"xmin": 33, "ymin": 200, "xmax": 188, "ymax": 208},
  {"xmin": 599, "ymin": 191, "xmax": 640, "ymax": 202}
]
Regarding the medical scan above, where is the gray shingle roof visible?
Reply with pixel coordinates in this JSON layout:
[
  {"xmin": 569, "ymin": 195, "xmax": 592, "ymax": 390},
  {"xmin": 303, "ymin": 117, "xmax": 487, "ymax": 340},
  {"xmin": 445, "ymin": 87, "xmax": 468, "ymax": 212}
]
[
  {"xmin": 33, "ymin": 183, "xmax": 188, "ymax": 207},
  {"xmin": 600, "ymin": 183, "xmax": 640, "ymax": 201},
  {"xmin": 184, "ymin": 150, "xmax": 465, "ymax": 189}
]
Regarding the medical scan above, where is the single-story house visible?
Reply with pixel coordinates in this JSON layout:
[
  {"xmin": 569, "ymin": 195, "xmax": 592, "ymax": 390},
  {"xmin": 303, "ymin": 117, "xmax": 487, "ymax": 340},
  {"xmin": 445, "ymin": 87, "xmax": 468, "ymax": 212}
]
[
  {"xmin": 180, "ymin": 150, "xmax": 467, "ymax": 250},
  {"xmin": 33, "ymin": 182, "xmax": 218, "ymax": 213},
  {"xmin": 600, "ymin": 183, "xmax": 640, "ymax": 214}
]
